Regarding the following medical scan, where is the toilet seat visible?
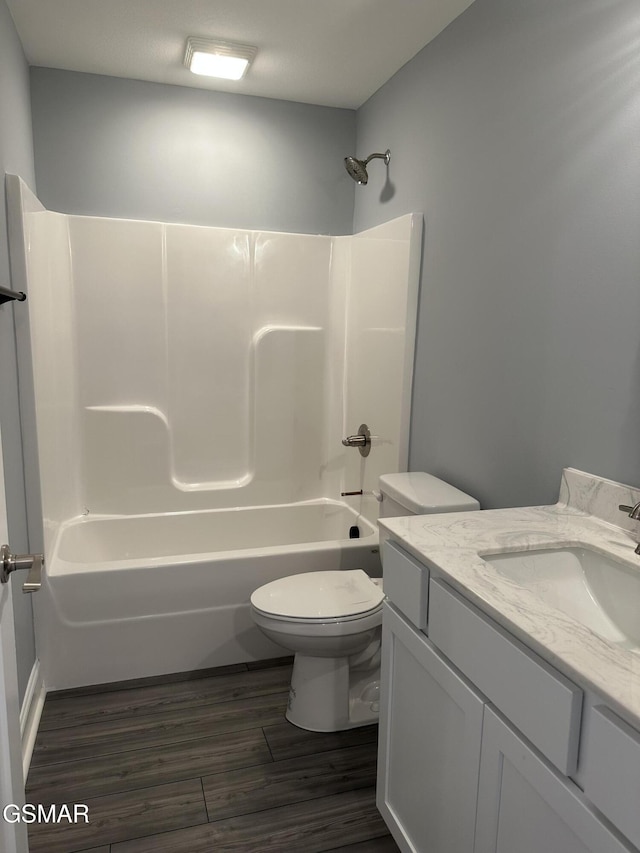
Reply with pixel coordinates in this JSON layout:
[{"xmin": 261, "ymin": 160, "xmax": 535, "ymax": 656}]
[
  {"xmin": 251, "ymin": 602, "xmax": 383, "ymax": 625},
  {"xmin": 250, "ymin": 569, "xmax": 384, "ymax": 622},
  {"xmin": 251, "ymin": 605, "xmax": 383, "ymax": 641}
]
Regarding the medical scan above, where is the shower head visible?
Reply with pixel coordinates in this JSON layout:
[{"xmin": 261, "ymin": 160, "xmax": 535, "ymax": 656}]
[{"xmin": 344, "ymin": 149, "xmax": 391, "ymax": 185}]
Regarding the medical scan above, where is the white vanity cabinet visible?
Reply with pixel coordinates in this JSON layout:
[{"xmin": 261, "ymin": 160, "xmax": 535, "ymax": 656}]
[
  {"xmin": 475, "ymin": 708, "xmax": 634, "ymax": 853},
  {"xmin": 378, "ymin": 539, "xmax": 640, "ymax": 853},
  {"xmin": 377, "ymin": 601, "xmax": 484, "ymax": 853}
]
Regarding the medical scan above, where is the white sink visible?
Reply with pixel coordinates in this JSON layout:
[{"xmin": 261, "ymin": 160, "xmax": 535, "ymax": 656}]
[{"xmin": 482, "ymin": 547, "xmax": 640, "ymax": 650}]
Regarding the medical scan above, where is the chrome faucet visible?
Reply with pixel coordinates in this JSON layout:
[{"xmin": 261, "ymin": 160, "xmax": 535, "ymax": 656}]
[{"xmin": 618, "ymin": 503, "xmax": 640, "ymax": 554}]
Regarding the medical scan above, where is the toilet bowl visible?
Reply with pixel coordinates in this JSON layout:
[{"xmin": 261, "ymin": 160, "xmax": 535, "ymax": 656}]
[
  {"xmin": 250, "ymin": 472, "xmax": 480, "ymax": 732},
  {"xmin": 250, "ymin": 569, "xmax": 384, "ymax": 732}
]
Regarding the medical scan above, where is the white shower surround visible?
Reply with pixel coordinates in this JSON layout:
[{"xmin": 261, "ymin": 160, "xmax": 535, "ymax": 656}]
[{"xmin": 8, "ymin": 176, "xmax": 421, "ymax": 688}]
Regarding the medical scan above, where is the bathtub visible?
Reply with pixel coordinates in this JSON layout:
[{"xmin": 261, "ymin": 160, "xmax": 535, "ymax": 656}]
[{"xmin": 36, "ymin": 500, "xmax": 380, "ymax": 689}]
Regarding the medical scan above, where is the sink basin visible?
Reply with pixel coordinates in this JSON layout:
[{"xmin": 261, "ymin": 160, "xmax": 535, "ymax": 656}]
[{"xmin": 482, "ymin": 547, "xmax": 640, "ymax": 650}]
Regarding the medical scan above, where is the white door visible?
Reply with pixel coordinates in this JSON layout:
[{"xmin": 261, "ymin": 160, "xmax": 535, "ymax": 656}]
[{"xmin": 0, "ymin": 423, "xmax": 29, "ymax": 853}]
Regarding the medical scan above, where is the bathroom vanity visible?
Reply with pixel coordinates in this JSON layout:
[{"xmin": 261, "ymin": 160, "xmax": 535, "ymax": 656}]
[{"xmin": 377, "ymin": 468, "xmax": 640, "ymax": 853}]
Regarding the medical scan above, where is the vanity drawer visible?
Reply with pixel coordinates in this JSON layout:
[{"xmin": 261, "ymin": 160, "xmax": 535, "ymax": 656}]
[
  {"xmin": 428, "ymin": 579, "xmax": 582, "ymax": 775},
  {"xmin": 583, "ymin": 705, "xmax": 640, "ymax": 850},
  {"xmin": 382, "ymin": 540, "xmax": 428, "ymax": 631}
]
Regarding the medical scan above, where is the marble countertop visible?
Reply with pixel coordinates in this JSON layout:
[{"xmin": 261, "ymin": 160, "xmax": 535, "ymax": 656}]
[{"xmin": 379, "ymin": 468, "xmax": 640, "ymax": 729}]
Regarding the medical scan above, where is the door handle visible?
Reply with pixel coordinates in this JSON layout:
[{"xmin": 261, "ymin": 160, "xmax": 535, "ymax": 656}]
[{"xmin": 0, "ymin": 544, "xmax": 43, "ymax": 593}]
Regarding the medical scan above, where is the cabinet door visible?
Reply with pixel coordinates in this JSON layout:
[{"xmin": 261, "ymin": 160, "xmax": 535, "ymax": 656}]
[
  {"xmin": 377, "ymin": 602, "xmax": 484, "ymax": 853},
  {"xmin": 475, "ymin": 707, "xmax": 637, "ymax": 853}
]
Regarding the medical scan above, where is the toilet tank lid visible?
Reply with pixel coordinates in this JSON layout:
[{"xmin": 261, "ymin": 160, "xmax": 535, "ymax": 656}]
[{"xmin": 379, "ymin": 472, "xmax": 480, "ymax": 514}]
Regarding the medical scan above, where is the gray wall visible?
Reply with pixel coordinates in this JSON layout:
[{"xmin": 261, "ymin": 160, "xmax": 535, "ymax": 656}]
[
  {"xmin": 30, "ymin": 68, "xmax": 356, "ymax": 235},
  {"xmin": 354, "ymin": 0, "xmax": 640, "ymax": 509},
  {"xmin": 0, "ymin": 0, "xmax": 37, "ymax": 703}
]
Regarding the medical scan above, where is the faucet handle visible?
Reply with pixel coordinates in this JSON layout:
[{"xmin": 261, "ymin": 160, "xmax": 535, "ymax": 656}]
[
  {"xmin": 619, "ymin": 502, "xmax": 640, "ymax": 520},
  {"xmin": 342, "ymin": 435, "xmax": 368, "ymax": 448},
  {"xmin": 341, "ymin": 424, "xmax": 371, "ymax": 457}
]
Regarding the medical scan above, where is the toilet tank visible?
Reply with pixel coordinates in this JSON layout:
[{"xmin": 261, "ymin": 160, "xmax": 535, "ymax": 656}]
[{"xmin": 378, "ymin": 472, "xmax": 480, "ymax": 518}]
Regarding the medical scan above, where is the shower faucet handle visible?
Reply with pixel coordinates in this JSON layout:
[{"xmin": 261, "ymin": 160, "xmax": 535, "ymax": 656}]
[
  {"xmin": 341, "ymin": 424, "xmax": 371, "ymax": 457},
  {"xmin": 342, "ymin": 435, "xmax": 367, "ymax": 447}
]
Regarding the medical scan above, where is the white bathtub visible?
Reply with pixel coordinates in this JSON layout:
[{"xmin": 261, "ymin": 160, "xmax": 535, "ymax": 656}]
[{"xmin": 36, "ymin": 500, "xmax": 380, "ymax": 689}]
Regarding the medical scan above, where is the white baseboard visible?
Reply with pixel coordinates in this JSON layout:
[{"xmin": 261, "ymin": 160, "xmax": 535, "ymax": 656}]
[{"xmin": 20, "ymin": 658, "xmax": 45, "ymax": 780}]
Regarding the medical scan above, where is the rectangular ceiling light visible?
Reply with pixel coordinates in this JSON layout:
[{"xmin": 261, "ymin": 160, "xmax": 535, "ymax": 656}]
[{"xmin": 184, "ymin": 38, "xmax": 257, "ymax": 80}]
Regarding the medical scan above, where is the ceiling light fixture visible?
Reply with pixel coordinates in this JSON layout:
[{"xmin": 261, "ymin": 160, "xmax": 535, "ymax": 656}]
[{"xmin": 184, "ymin": 37, "xmax": 257, "ymax": 80}]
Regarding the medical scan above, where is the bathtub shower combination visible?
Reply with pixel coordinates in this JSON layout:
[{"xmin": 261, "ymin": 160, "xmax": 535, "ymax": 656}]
[{"xmin": 8, "ymin": 176, "xmax": 421, "ymax": 689}]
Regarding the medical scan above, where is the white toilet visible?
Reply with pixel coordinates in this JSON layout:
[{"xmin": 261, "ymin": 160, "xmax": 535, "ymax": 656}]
[{"xmin": 250, "ymin": 472, "xmax": 479, "ymax": 732}]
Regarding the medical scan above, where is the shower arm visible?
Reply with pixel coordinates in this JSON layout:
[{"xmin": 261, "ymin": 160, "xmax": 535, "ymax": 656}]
[{"xmin": 364, "ymin": 151, "xmax": 390, "ymax": 166}]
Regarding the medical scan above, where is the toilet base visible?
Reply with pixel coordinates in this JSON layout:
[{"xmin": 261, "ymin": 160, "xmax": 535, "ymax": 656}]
[{"xmin": 285, "ymin": 651, "xmax": 381, "ymax": 732}]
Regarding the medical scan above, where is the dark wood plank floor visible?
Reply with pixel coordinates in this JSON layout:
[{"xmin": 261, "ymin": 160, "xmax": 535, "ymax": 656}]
[{"xmin": 26, "ymin": 658, "xmax": 400, "ymax": 853}]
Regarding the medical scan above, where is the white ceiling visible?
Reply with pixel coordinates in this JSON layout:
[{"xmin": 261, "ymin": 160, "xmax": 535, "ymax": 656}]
[{"xmin": 6, "ymin": 0, "xmax": 475, "ymax": 109}]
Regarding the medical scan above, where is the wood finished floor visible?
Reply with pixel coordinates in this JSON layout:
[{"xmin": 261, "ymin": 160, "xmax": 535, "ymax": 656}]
[{"xmin": 26, "ymin": 658, "xmax": 400, "ymax": 853}]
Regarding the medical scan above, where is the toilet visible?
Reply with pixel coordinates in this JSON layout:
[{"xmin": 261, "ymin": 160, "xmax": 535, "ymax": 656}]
[{"xmin": 250, "ymin": 472, "xmax": 480, "ymax": 732}]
